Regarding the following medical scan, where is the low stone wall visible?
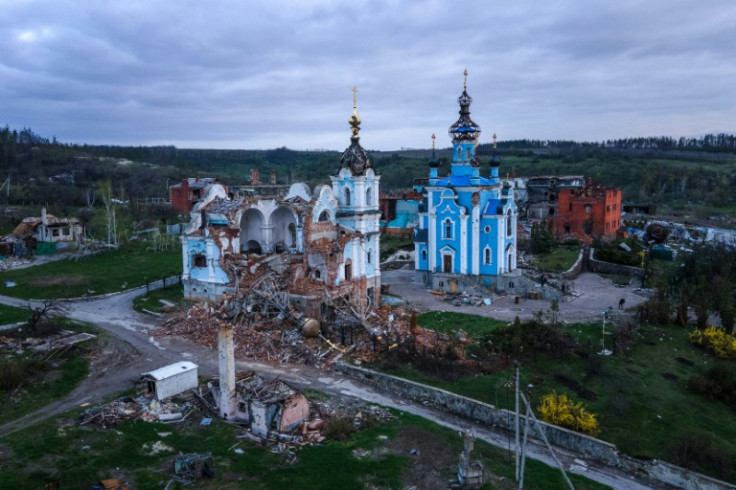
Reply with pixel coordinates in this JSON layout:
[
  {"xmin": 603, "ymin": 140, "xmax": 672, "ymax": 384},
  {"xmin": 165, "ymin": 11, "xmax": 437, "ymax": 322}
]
[
  {"xmin": 337, "ymin": 363, "xmax": 736, "ymax": 490},
  {"xmin": 336, "ymin": 363, "xmax": 619, "ymax": 465},
  {"xmin": 588, "ymin": 249, "xmax": 644, "ymax": 278},
  {"xmin": 562, "ymin": 248, "xmax": 584, "ymax": 280}
]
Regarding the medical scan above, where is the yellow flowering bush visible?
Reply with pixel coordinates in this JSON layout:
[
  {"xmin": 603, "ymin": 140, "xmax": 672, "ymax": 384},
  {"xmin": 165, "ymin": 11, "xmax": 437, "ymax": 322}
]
[
  {"xmin": 538, "ymin": 392, "xmax": 600, "ymax": 435},
  {"xmin": 689, "ymin": 326, "xmax": 736, "ymax": 359}
]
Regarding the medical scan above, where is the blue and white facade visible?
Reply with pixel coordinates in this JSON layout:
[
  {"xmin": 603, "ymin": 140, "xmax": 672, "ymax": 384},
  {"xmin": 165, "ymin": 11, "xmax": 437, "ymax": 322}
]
[
  {"xmin": 415, "ymin": 77, "xmax": 517, "ymax": 291},
  {"xmin": 180, "ymin": 99, "xmax": 381, "ymax": 309}
]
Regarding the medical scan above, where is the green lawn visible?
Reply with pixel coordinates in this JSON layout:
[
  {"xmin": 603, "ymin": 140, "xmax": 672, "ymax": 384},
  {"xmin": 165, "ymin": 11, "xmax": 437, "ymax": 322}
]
[
  {"xmin": 530, "ymin": 246, "xmax": 581, "ymax": 273},
  {"xmin": 132, "ymin": 284, "xmax": 186, "ymax": 314},
  {"xmin": 417, "ymin": 311, "xmax": 508, "ymax": 338},
  {"xmin": 381, "ymin": 314, "xmax": 736, "ymax": 481},
  {"xmin": 0, "ymin": 303, "xmax": 29, "ymax": 324},
  {"xmin": 0, "ymin": 401, "xmax": 609, "ymax": 489},
  {"xmin": 0, "ymin": 241, "xmax": 182, "ymax": 299}
]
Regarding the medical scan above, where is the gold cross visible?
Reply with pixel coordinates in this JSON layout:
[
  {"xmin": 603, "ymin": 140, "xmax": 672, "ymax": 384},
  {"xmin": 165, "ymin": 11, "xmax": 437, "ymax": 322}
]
[{"xmin": 352, "ymin": 86, "xmax": 358, "ymax": 110}]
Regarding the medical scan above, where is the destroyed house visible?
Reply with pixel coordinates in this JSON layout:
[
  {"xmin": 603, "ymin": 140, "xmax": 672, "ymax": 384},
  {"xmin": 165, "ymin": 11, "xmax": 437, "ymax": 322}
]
[
  {"xmin": 180, "ymin": 94, "xmax": 381, "ymax": 312},
  {"xmin": 12, "ymin": 207, "xmax": 83, "ymax": 251},
  {"xmin": 232, "ymin": 376, "xmax": 309, "ymax": 437}
]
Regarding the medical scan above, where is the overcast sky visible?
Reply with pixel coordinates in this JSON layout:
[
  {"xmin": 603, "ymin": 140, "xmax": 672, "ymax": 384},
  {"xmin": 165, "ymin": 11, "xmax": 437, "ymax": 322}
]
[{"xmin": 2, "ymin": 0, "xmax": 734, "ymax": 151}]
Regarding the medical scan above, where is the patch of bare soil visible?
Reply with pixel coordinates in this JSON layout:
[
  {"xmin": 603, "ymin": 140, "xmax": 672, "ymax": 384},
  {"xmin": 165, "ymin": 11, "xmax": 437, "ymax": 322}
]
[
  {"xmin": 30, "ymin": 276, "xmax": 86, "ymax": 287},
  {"xmin": 387, "ymin": 427, "xmax": 457, "ymax": 490}
]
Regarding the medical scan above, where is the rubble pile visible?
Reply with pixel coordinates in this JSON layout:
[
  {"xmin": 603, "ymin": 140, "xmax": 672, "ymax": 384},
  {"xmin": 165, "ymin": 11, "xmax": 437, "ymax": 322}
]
[
  {"xmin": 79, "ymin": 396, "xmax": 193, "ymax": 427},
  {"xmin": 0, "ymin": 256, "xmax": 33, "ymax": 271}
]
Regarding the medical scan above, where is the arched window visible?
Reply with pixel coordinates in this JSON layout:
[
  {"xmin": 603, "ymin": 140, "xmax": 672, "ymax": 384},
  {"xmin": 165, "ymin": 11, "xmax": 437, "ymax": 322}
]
[
  {"xmin": 367, "ymin": 250, "xmax": 372, "ymax": 264},
  {"xmin": 344, "ymin": 188, "xmax": 351, "ymax": 206},
  {"xmin": 506, "ymin": 211, "xmax": 513, "ymax": 236},
  {"xmin": 484, "ymin": 247, "xmax": 491, "ymax": 264},
  {"xmin": 193, "ymin": 253, "xmax": 206, "ymax": 268},
  {"xmin": 443, "ymin": 219, "xmax": 453, "ymax": 239},
  {"xmin": 457, "ymin": 147, "xmax": 462, "ymax": 160},
  {"xmin": 344, "ymin": 260, "xmax": 352, "ymax": 281},
  {"xmin": 585, "ymin": 204, "xmax": 592, "ymax": 214},
  {"xmin": 421, "ymin": 250, "xmax": 427, "ymax": 261},
  {"xmin": 318, "ymin": 210, "xmax": 330, "ymax": 222},
  {"xmin": 366, "ymin": 188, "xmax": 372, "ymax": 206}
]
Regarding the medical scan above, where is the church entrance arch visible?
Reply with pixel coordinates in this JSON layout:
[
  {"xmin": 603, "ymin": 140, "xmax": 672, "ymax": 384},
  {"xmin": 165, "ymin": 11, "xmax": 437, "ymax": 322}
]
[
  {"xmin": 240, "ymin": 208, "xmax": 265, "ymax": 253},
  {"xmin": 270, "ymin": 206, "xmax": 298, "ymax": 250}
]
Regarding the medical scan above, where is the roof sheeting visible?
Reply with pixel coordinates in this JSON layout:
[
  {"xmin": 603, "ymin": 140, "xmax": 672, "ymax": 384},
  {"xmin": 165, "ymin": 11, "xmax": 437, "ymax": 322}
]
[{"xmin": 143, "ymin": 361, "xmax": 198, "ymax": 381}]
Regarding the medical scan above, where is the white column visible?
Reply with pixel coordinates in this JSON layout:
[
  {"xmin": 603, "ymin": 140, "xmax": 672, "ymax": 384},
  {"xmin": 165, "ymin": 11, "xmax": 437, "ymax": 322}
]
[
  {"xmin": 460, "ymin": 211, "xmax": 468, "ymax": 275},
  {"xmin": 180, "ymin": 237, "xmax": 190, "ymax": 278},
  {"xmin": 218, "ymin": 326, "xmax": 236, "ymax": 419},
  {"xmin": 296, "ymin": 224, "xmax": 305, "ymax": 252},
  {"xmin": 471, "ymin": 204, "xmax": 480, "ymax": 275},
  {"xmin": 206, "ymin": 238, "xmax": 217, "ymax": 283},
  {"xmin": 428, "ymin": 198, "xmax": 436, "ymax": 272}
]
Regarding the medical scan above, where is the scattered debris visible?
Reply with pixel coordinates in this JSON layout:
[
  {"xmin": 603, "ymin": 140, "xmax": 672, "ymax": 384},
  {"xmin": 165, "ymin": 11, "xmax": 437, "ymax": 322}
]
[{"xmin": 457, "ymin": 430, "xmax": 484, "ymax": 489}]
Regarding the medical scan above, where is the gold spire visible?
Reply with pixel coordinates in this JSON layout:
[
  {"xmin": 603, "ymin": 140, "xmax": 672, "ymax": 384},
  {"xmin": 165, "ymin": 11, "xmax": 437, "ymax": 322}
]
[
  {"xmin": 349, "ymin": 86, "xmax": 361, "ymax": 138},
  {"xmin": 431, "ymin": 133, "xmax": 436, "ymax": 150},
  {"xmin": 493, "ymin": 133, "xmax": 497, "ymax": 150},
  {"xmin": 463, "ymin": 69, "xmax": 468, "ymax": 89}
]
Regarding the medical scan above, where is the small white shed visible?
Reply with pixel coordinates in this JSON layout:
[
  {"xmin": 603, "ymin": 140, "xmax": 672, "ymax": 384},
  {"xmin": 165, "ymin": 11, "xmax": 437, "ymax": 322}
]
[{"xmin": 141, "ymin": 361, "xmax": 199, "ymax": 400}]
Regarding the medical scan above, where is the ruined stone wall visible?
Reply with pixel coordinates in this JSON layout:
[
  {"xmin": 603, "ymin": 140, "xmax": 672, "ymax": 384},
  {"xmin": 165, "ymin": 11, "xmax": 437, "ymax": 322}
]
[
  {"xmin": 589, "ymin": 248, "xmax": 644, "ymax": 278},
  {"xmin": 336, "ymin": 363, "xmax": 736, "ymax": 490}
]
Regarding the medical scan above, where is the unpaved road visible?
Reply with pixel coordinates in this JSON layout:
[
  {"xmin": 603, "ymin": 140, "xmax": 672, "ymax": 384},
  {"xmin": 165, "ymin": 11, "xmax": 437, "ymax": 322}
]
[{"xmin": 0, "ymin": 279, "xmax": 660, "ymax": 489}]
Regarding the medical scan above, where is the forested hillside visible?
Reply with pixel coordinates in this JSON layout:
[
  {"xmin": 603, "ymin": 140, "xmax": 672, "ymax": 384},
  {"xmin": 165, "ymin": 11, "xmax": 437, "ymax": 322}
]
[{"xmin": 1, "ymin": 126, "xmax": 735, "ymax": 224}]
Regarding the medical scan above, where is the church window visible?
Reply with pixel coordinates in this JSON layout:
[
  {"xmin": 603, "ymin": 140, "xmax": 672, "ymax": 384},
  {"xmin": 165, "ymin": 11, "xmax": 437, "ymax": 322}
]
[
  {"xmin": 506, "ymin": 211, "xmax": 513, "ymax": 237},
  {"xmin": 315, "ymin": 269, "xmax": 321, "ymax": 280},
  {"xmin": 421, "ymin": 250, "xmax": 427, "ymax": 260},
  {"xmin": 585, "ymin": 204, "xmax": 592, "ymax": 214},
  {"xmin": 193, "ymin": 253, "xmax": 206, "ymax": 268},
  {"xmin": 344, "ymin": 188, "xmax": 351, "ymax": 206},
  {"xmin": 367, "ymin": 250, "xmax": 372, "ymax": 264},
  {"xmin": 484, "ymin": 225, "xmax": 490, "ymax": 234},
  {"xmin": 569, "ymin": 203, "xmax": 572, "ymax": 212},
  {"xmin": 457, "ymin": 147, "xmax": 462, "ymax": 160},
  {"xmin": 548, "ymin": 207, "xmax": 554, "ymax": 216},
  {"xmin": 484, "ymin": 247, "xmax": 491, "ymax": 265},
  {"xmin": 366, "ymin": 187, "xmax": 372, "ymax": 206},
  {"xmin": 465, "ymin": 148, "xmax": 470, "ymax": 160},
  {"xmin": 443, "ymin": 219, "xmax": 453, "ymax": 239},
  {"xmin": 344, "ymin": 260, "xmax": 352, "ymax": 281},
  {"xmin": 318, "ymin": 210, "xmax": 330, "ymax": 222}
]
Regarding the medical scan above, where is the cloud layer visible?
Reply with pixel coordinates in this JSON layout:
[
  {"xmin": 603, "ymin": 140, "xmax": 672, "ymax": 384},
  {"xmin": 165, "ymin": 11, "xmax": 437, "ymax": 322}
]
[{"xmin": 2, "ymin": 0, "xmax": 734, "ymax": 150}]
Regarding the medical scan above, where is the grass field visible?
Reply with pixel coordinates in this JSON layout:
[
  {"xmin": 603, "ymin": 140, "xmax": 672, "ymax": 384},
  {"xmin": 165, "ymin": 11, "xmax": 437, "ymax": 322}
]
[
  {"xmin": 383, "ymin": 314, "xmax": 736, "ymax": 481},
  {"xmin": 0, "ymin": 401, "xmax": 609, "ymax": 489},
  {"xmin": 132, "ymin": 284, "xmax": 186, "ymax": 314},
  {"xmin": 531, "ymin": 246, "xmax": 582, "ymax": 273},
  {"xmin": 0, "ymin": 241, "xmax": 182, "ymax": 299},
  {"xmin": 0, "ymin": 303, "xmax": 29, "ymax": 324}
]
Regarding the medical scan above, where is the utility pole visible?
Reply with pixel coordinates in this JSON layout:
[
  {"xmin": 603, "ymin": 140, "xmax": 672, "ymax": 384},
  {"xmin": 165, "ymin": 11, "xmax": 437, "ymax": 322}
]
[{"xmin": 515, "ymin": 363, "xmax": 520, "ymax": 482}]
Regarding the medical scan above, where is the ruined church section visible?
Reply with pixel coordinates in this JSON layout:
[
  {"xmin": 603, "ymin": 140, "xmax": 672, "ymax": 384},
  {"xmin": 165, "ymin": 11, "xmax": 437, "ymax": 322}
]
[
  {"xmin": 179, "ymin": 96, "xmax": 381, "ymax": 314},
  {"xmin": 415, "ymin": 73, "xmax": 518, "ymax": 292}
]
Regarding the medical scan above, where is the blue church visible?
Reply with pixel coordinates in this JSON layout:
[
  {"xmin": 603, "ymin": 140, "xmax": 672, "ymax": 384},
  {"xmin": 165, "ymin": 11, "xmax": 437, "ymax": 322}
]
[{"xmin": 414, "ymin": 72, "xmax": 518, "ymax": 292}]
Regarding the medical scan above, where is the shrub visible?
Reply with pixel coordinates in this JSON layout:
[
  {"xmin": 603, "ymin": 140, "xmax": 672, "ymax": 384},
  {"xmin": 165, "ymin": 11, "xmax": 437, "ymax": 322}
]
[
  {"xmin": 537, "ymin": 392, "xmax": 600, "ymax": 435},
  {"xmin": 689, "ymin": 326, "xmax": 736, "ymax": 359},
  {"xmin": 323, "ymin": 411, "xmax": 355, "ymax": 441},
  {"xmin": 687, "ymin": 363, "xmax": 736, "ymax": 410}
]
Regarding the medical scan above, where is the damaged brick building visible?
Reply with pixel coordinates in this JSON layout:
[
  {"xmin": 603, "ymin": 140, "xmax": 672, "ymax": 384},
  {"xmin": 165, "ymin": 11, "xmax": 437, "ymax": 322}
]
[{"xmin": 179, "ymin": 93, "xmax": 381, "ymax": 313}]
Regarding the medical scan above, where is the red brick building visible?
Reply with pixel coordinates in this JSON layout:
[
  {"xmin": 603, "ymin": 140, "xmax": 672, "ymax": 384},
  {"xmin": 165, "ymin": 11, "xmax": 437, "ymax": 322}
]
[
  {"xmin": 553, "ymin": 178, "xmax": 622, "ymax": 241},
  {"xmin": 170, "ymin": 178, "xmax": 219, "ymax": 214}
]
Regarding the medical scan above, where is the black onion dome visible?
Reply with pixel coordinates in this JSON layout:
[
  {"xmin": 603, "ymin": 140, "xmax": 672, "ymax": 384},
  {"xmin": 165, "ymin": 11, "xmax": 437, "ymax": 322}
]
[
  {"xmin": 490, "ymin": 155, "xmax": 501, "ymax": 167},
  {"xmin": 340, "ymin": 134, "xmax": 373, "ymax": 176},
  {"xmin": 448, "ymin": 88, "xmax": 481, "ymax": 142},
  {"xmin": 339, "ymin": 98, "xmax": 373, "ymax": 176}
]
